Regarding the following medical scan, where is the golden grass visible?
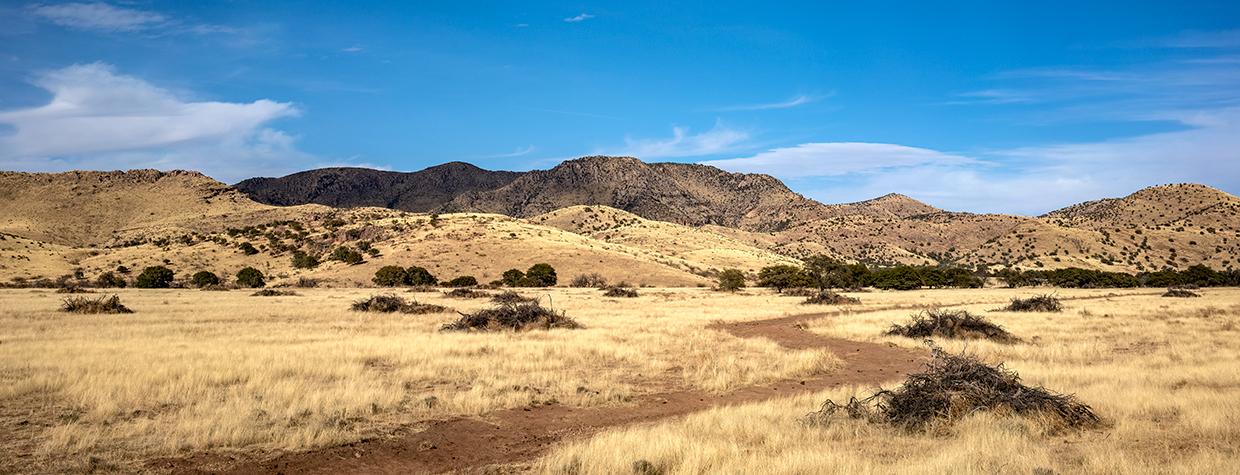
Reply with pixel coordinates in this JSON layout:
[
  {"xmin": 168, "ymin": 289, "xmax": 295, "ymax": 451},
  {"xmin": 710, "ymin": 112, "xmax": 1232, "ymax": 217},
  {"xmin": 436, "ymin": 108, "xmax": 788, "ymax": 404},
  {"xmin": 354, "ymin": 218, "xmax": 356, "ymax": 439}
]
[
  {"xmin": 539, "ymin": 288, "xmax": 1240, "ymax": 474},
  {"xmin": 0, "ymin": 287, "xmax": 838, "ymax": 473}
]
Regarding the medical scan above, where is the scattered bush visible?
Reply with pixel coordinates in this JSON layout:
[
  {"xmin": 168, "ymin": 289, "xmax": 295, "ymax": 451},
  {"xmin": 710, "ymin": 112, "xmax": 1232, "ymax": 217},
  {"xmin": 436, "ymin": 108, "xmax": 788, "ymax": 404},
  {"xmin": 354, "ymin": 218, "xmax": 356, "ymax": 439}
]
[
  {"xmin": 716, "ymin": 268, "xmax": 746, "ymax": 292},
  {"xmin": 801, "ymin": 290, "xmax": 860, "ymax": 305},
  {"xmin": 524, "ymin": 263, "xmax": 558, "ymax": 287},
  {"xmin": 1162, "ymin": 288, "xmax": 1201, "ymax": 298},
  {"xmin": 445, "ymin": 276, "xmax": 478, "ymax": 287},
  {"xmin": 406, "ymin": 266, "xmax": 438, "ymax": 286},
  {"xmin": 780, "ymin": 287, "xmax": 818, "ymax": 297},
  {"xmin": 133, "ymin": 266, "xmax": 174, "ymax": 288},
  {"xmin": 757, "ymin": 265, "xmax": 813, "ymax": 292},
  {"xmin": 373, "ymin": 265, "xmax": 410, "ymax": 287},
  {"xmin": 191, "ymin": 271, "xmax": 221, "ymax": 288},
  {"xmin": 61, "ymin": 295, "xmax": 132, "ymax": 314},
  {"xmin": 235, "ymin": 267, "xmax": 266, "ymax": 288},
  {"xmin": 602, "ymin": 286, "xmax": 639, "ymax": 298},
  {"xmin": 351, "ymin": 294, "xmax": 448, "ymax": 314},
  {"xmin": 501, "ymin": 269, "xmax": 525, "ymax": 286},
  {"xmin": 291, "ymin": 251, "xmax": 320, "ymax": 269},
  {"xmin": 886, "ymin": 309, "xmax": 1019, "ymax": 343},
  {"xmin": 569, "ymin": 273, "xmax": 608, "ymax": 288},
  {"xmin": 805, "ymin": 344, "xmax": 1101, "ymax": 431},
  {"xmin": 445, "ymin": 288, "xmax": 488, "ymax": 299},
  {"xmin": 441, "ymin": 302, "xmax": 580, "ymax": 331},
  {"xmin": 251, "ymin": 289, "xmax": 298, "ymax": 297},
  {"xmin": 492, "ymin": 290, "xmax": 536, "ymax": 304},
  {"xmin": 238, "ymin": 242, "xmax": 259, "ymax": 255},
  {"xmin": 1003, "ymin": 294, "xmax": 1064, "ymax": 312},
  {"xmin": 95, "ymin": 271, "xmax": 127, "ymax": 288},
  {"xmin": 330, "ymin": 246, "xmax": 364, "ymax": 265}
]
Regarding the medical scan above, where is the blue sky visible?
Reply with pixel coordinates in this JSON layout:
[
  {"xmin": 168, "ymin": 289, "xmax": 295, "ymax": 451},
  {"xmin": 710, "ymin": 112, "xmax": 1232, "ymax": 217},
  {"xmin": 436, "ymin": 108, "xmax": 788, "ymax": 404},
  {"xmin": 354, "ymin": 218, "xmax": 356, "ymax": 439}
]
[{"xmin": 1, "ymin": 1, "xmax": 1239, "ymax": 214}]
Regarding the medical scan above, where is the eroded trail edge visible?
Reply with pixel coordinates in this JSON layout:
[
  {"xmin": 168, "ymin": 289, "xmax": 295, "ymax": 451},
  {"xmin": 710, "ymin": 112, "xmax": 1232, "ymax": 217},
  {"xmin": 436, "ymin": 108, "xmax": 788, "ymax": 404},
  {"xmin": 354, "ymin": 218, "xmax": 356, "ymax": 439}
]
[{"xmin": 165, "ymin": 311, "xmax": 925, "ymax": 474}]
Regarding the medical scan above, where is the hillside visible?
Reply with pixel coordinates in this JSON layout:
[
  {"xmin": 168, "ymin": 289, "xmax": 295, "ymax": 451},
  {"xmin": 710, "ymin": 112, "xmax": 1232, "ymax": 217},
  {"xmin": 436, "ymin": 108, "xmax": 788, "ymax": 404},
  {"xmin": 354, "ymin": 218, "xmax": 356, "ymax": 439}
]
[
  {"xmin": 442, "ymin": 156, "xmax": 829, "ymax": 231},
  {"xmin": 235, "ymin": 162, "xmax": 522, "ymax": 212}
]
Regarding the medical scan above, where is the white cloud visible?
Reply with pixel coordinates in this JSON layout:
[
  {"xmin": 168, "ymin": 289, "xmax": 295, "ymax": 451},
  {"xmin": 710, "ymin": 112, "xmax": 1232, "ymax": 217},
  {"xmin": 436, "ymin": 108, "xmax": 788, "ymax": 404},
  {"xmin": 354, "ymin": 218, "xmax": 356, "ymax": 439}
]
[
  {"xmin": 701, "ymin": 142, "xmax": 975, "ymax": 178},
  {"xmin": 482, "ymin": 145, "xmax": 536, "ymax": 159},
  {"xmin": 29, "ymin": 2, "xmax": 166, "ymax": 32},
  {"xmin": 0, "ymin": 63, "xmax": 311, "ymax": 183},
  {"xmin": 563, "ymin": 13, "xmax": 594, "ymax": 23},
  {"xmin": 341, "ymin": 45, "xmax": 364, "ymax": 53},
  {"xmin": 605, "ymin": 122, "xmax": 749, "ymax": 158},
  {"xmin": 716, "ymin": 94, "xmax": 824, "ymax": 111}
]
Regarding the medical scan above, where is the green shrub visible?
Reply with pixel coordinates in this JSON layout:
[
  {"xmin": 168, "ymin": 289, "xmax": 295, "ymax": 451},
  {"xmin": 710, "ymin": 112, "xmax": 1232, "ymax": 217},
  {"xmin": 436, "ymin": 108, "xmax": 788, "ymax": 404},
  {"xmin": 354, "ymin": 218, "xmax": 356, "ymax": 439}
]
[
  {"xmin": 94, "ymin": 271, "xmax": 127, "ymax": 288},
  {"xmin": 524, "ymin": 263, "xmax": 557, "ymax": 286},
  {"xmin": 330, "ymin": 246, "xmax": 364, "ymax": 265},
  {"xmin": 373, "ymin": 265, "xmax": 409, "ymax": 287},
  {"xmin": 407, "ymin": 266, "xmax": 438, "ymax": 286},
  {"xmin": 291, "ymin": 251, "xmax": 320, "ymax": 269},
  {"xmin": 235, "ymin": 267, "xmax": 265, "ymax": 288},
  {"xmin": 133, "ymin": 266, "xmax": 174, "ymax": 288},
  {"xmin": 501, "ymin": 269, "xmax": 525, "ymax": 286},
  {"xmin": 716, "ymin": 268, "xmax": 746, "ymax": 292},
  {"xmin": 238, "ymin": 242, "xmax": 259, "ymax": 255},
  {"xmin": 446, "ymin": 276, "xmax": 478, "ymax": 287},
  {"xmin": 757, "ymin": 265, "xmax": 812, "ymax": 292},
  {"xmin": 191, "ymin": 271, "xmax": 221, "ymax": 288}
]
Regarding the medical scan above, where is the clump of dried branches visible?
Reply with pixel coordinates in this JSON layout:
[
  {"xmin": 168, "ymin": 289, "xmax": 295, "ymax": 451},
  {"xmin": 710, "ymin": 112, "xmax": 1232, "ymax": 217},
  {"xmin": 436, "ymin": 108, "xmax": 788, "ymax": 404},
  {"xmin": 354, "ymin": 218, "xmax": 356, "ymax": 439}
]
[
  {"xmin": 440, "ymin": 302, "xmax": 581, "ymax": 332},
  {"xmin": 886, "ymin": 309, "xmax": 1019, "ymax": 343},
  {"xmin": 351, "ymin": 294, "xmax": 449, "ymax": 314},
  {"xmin": 1162, "ymin": 288, "xmax": 1201, "ymax": 298},
  {"xmin": 805, "ymin": 343, "xmax": 1102, "ymax": 432},
  {"xmin": 491, "ymin": 290, "xmax": 536, "ymax": 304},
  {"xmin": 602, "ymin": 286, "xmax": 639, "ymax": 298},
  {"xmin": 61, "ymin": 295, "xmax": 132, "ymax": 314},
  {"xmin": 444, "ymin": 288, "xmax": 489, "ymax": 299},
  {"xmin": 801, "ymin": 290, "xmax": 860, "ymax": 305},
  {"xmin": 1003, "ymin": 294, "xmax": 1063, "ymax": 312}
]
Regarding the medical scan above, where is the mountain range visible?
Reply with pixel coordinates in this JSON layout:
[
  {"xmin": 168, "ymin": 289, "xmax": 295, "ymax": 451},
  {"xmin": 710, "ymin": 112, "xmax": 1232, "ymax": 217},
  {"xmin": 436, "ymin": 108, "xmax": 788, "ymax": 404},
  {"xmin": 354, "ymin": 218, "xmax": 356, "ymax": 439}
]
[{"xmin": 2, "ymin": 156, "xmax": 1237, "ymax": 286}]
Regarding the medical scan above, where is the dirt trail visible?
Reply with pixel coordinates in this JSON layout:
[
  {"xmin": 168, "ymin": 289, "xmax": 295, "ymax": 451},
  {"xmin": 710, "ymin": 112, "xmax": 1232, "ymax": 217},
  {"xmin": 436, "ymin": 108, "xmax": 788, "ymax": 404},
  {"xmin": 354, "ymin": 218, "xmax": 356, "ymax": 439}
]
[{"xmin": 163, "ymin": 311, "xmax": 925, "ymax": 475}]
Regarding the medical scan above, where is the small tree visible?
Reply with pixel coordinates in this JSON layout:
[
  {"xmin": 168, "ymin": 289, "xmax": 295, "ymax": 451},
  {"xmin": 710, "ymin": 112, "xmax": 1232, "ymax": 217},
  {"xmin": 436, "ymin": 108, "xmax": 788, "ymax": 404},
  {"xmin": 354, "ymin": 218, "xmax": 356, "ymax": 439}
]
[
  {"xmin": 116, "ymin": 265, "xmax": 130, "ymax": 274},
  {"xmin": 236, "ymin": 267, "xmax": 266, "ymax": 288},
  {"xmin": 501, "ymin": 269, "xmax": 525, "ymax": 286},
  {"xmin": 134, "ymin": 266, "xmax": 174, "ymax": 288},
  {"xmin": 238, "ymin": 242, "xmax": 259, "ymax": 255},
  {"xmin": 191, "ymin": 271, "xmax": 221, "ymax": 288},
  {"xmin": 804, "ymin": 255, "xmax": 854, "ymax": 290},
  {"xmin": 716, "ymin": 268, "xmax": 746, "ymax": 292},
  {"xmin": 524, "ymin": 263, "xmax": 558, "ymax": 287},
  {"xmin": 330, "ymin": 246, "xmax": 364, "ymax": 265},
  {"xmin": 291, "ymin": 250, "xmax": 320, "ymax": 269},
  {"xmin": 406, "ymin": 266, "xmax": 438, "ymax": 286},
  {"xmin": 446, "ymin": 276, "xmax": 478, "ymax": 287},
  {"xmin": 373, "ymin": 266, "xmax": 409, "ymax": 287},
  {"xmin": 757, "ymin": 265, "xmax": 811, "ymax": 292},
  {"xmin": 95, "ymin": 271, "xmax": 127, "ymax": 288}
]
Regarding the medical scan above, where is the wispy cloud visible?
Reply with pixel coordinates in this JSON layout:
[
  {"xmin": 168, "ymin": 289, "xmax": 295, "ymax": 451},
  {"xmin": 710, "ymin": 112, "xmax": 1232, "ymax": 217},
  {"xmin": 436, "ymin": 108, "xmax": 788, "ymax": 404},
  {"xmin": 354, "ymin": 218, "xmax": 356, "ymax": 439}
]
[
  {"xmin": 943, "ymin": 89, "xmax": 1038, "ymax": 105},
  {"xmin": 563, "ymin": 13, "xmax": 594, "ymax": 23},
  {"xmin": 716, "ymin": 94, "xmax": 827, "ymax": 111},
  {"xmin": 0, "ymin": 63, "xmax": 310, "ymax": 182},
  {"xmin": 29, "ymin": 2, "xmax": 166, "ymax": 32},
  {"xmin": 482, "ymin": 145, "xmax": 536, "ymax": 159},
  {"xmin": 341, "ymin": 45, "xmax": 363, "ymax": 53},
  {"xmin": 28, "ymin": 1, "xmax": 236, "ymax": 37},
  {"xmin": 602, "ymin": 121, "xmax": 750, "ymax": 159},
  {"xmin": 701, "ymin": 143, "xmax": 975, "ymax": 178},
  {"xmin": 1158, "ymin": 29, "xmax": 1240, "ymax": 49}
]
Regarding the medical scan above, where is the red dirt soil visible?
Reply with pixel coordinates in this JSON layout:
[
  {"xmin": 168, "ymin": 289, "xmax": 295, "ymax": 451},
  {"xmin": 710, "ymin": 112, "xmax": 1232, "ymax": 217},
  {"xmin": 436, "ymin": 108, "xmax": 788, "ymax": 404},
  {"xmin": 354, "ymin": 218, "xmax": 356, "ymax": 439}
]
[{"xmin": 157, "ymin": 311, "xmax": 925, "ymax": 474}]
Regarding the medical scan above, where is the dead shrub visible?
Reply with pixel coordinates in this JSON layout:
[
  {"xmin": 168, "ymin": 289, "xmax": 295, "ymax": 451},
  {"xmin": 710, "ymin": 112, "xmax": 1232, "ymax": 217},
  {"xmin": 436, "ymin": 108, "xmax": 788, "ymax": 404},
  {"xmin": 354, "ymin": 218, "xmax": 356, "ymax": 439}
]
[
  {"xmin": 441, "ymin": 302, "xmax": 581, "ymax": 332},
  {"xmin": 805, "ymin": 343, "xmax": 1101, "ymax": 432},
  {"xmin": 491, "ymin": 290, "xmax": 536, "ymax": 304},
  {"xmin": 61, "ymin": 295, "xmax": 132, "ymax": 314},
  {"xmin": 801, "ymin": 290, "xmax": 859, "ymax": 305},
  {"xmin": 407, "ymin": 285, "xmax": 438, "ymax": 293},
  {"xmin": 294, "ymin": 277, "xmax": 320, "ymax": 288},
  {"xmin": 886, "ymin": 309, "xmax": 1019, "ymax": 343},
  {"xmin": 569, "ymin": 273, "xmax": 608, "ymax": 288},
  {"xmin": 445, "ymin": 288, "xmax": 488, "ymax": 299},
  {"xmin": 1003, "ymin": 294, "xmax": 1064, "ymax": 312},
  {"xmin": 200, "ymin": 284, "xmax": 234, "ymax": 291},
  {"xmin": 55, "ymin": 285, "xmax": 94, "ymax": 294},
  {"xmin": 251, "ymin": 289, "xmax": 298, "ymax": 297},
  {"xmin": 602, "ymin": 286, "xmax": 639, "ymax": 298},
  {"xmin": 781, "ymin": 287, "xmax": 819, "ymax": 297},
  {"xmin": 352, "ymin": 294, "xmax": 449, "ymax": 314},
  {"xmin": 1162, "ymin": 288, "xmax": 1201, "ymax": 298}
]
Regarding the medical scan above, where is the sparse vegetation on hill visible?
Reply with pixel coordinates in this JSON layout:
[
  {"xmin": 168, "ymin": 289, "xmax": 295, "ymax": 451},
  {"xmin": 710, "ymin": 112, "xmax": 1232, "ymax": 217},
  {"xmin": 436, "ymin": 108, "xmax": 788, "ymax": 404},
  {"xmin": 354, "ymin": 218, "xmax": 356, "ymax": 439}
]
[
  {"xmin": 329, "ymin": 246, "xmax": 364, "ymax": 265},
  {"xmin": 291, "ymin": 250, "xmax": 320, "ymax": 269}
]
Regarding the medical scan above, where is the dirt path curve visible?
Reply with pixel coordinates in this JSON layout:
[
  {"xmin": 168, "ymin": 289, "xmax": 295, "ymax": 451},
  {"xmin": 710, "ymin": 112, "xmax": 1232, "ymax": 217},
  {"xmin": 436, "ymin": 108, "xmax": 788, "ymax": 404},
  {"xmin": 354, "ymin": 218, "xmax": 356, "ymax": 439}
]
[{"xmin": 165, "ymin": 311, "xmax": 925, "ymax": 475}]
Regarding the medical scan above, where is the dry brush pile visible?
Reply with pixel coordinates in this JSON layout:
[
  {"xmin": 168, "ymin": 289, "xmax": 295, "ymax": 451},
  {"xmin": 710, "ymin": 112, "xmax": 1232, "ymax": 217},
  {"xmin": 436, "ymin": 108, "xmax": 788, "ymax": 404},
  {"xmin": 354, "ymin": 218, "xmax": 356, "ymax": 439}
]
[
  {"xmin": 60, "ymin": 295, "xmax": 133, "ymax": 314},
  {"xmin": 602, "ymin": 286, "xmax": 639, "ymax": 298},
  {"xmin": 251, "ymin": 289, "xmax": 299, "ymax": 297},
  {"xmin": 351, "ymin": 294, "xmax": 449, "ymax": 314},
  {"xmin": 801, "ymin": 290, "xmax": 860, "ymax": 305},
  {"xmin": 445, "ymin": 288, "xmax": 489, "ymax": 299},
  {"xmin": 805, "ymin": 344, "xmax": 1102, "ymax": 432},
  {"xmin": 441, "ymin": 302, "xmax": 581, "ymax": 331},
  {"xmin": 1002, "ymin": 294, "xmax": 1063, "ymax": 312},
  {"xmin": 491, "ymin": 290, "xmax": 536, "ymax": 304},
  {"xmin": 1162, "ymin": 288, "xmax": 1201, "ymax": 298},
  {"xmin": 886, "ymin": 309, "xmax": 1019, "ymax": 343}
]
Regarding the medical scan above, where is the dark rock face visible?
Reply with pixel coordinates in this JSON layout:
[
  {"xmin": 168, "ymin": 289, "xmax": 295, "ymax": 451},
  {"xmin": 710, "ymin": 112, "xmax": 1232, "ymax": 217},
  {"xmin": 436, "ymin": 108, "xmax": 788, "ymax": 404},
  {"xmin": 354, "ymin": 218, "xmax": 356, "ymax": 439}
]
[{"xmin": 234, "ymin": 162, "xmax": 523, "ymax": 212}]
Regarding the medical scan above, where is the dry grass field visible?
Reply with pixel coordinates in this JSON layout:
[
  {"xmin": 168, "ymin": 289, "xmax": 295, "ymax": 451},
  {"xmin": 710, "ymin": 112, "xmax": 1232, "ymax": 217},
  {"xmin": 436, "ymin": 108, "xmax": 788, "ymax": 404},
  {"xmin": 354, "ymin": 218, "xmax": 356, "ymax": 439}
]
[{"xmin": 1, "ymin": 287, "xmax": 1237, "ymax": 473}]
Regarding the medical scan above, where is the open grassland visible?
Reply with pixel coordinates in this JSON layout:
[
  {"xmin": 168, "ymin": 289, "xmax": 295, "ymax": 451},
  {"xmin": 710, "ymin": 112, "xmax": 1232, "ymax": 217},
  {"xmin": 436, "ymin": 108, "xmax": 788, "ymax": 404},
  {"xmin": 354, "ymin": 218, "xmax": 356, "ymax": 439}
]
[
  {"xmin": 0, "ymin": 287, "xmax": 839, "ymax": 473},
  {"xmin": 540, "ymin": 288, "xmax": 1240, "ymax": 474}
]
